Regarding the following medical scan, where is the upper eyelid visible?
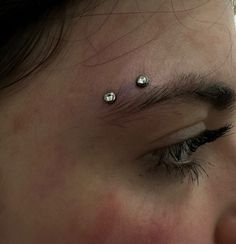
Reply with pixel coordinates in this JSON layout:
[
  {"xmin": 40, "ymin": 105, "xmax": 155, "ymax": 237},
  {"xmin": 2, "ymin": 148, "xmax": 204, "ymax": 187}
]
[
  {"xmin": 139, "ymin": 124, "xmax": 232, "ymax": 159},
  {"xmin": 139, "ymin": 125, "xmax": 233, "ymax": 184},
  {"xmin": 162, "ymin": 125, "xmax": 232, "ymax": 156},
  {"xmin": 148, "ymin": 122, "xmax": 207, "ymax": 147},
  {"xmin": 165, "ymin": 125, "xmax": 232, "ymax": 149},
  {"xmin": 144, "ymin": 125, "xmax": 232, "ymax": 169},
  {"xmin": 135, "ymin": 124, "xmax": 233, "ymax": 164}
]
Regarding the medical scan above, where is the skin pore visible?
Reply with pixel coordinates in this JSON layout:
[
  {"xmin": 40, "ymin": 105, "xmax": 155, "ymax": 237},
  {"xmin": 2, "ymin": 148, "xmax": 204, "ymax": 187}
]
[{"xmin": 0, "ymin": 0, "xmax": 236, "ymax": 243}]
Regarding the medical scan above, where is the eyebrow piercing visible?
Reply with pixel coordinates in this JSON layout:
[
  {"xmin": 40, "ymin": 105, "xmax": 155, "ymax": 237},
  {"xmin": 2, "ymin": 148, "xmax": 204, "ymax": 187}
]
[
  {"xmin": 103, "ymin": 92, "xmax": 117, "ymax": 104},
  {"xmin": 136, "ymin": 74, "xmax": 150, "ymax": 88},
  {"xmin": 103, "ymin": 74, "xmax": 150, "ymax": 104}
]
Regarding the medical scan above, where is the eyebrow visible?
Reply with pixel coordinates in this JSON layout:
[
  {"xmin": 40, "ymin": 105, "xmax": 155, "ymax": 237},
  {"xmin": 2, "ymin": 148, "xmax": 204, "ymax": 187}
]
[{"xmin": 102, "ymin": 72, "xmax": 236, "ymax": 124}]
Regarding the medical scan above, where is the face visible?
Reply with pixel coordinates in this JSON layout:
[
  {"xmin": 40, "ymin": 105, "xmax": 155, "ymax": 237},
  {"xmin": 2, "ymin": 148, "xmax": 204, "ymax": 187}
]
[{"xmin": 1, "ymin": 0, "xmax": 236, "ymax": 243}]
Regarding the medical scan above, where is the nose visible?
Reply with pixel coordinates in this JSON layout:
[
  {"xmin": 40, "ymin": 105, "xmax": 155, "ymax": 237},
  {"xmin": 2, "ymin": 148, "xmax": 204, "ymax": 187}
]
[{"xmin": 215, "ymin": 205, "xmax": 236, "ymax": 244}]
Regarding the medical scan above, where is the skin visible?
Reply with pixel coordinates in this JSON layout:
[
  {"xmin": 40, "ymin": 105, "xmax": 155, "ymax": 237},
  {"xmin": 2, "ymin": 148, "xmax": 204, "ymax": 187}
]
[{"xmin": 0, "ymin": 0, "xmax": 236, "ymax": 243}]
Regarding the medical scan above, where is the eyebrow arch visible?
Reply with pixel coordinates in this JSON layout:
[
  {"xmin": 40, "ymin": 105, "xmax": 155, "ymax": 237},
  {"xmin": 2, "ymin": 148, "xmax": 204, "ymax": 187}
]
[{"xmin": 102, "ymin": 72, "xmax": 236, "ymax": 123}]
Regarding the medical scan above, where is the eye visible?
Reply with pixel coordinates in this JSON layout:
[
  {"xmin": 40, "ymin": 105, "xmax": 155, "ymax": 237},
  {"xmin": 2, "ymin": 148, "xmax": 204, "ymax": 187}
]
[{"xmin": 140, "ymin": 124, "xmax": 232, "ymax": 184}]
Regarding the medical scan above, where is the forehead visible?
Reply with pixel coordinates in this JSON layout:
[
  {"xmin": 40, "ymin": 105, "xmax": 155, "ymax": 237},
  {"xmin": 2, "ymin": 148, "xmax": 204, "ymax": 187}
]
[
  {"xmin": 55, "ymin": 1, "xmax": 234, "ymax": 84},
  {"xmin": 1, "ymin": 0, "xmax": 235, "ymax": 149},
  {"xmin": 18, "ymin": 0, "xmax": 235, "ymax": 119}
]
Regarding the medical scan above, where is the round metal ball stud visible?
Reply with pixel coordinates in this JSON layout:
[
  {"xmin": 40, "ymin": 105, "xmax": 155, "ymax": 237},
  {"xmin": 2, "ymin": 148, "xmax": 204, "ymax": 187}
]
[
  {"xmin": 136, "ymin": 74, "xmax": 150, "ymax": 88},
  {"xmin": 103, "ymin": 92, "xmax": 117, "ymax": 104}
]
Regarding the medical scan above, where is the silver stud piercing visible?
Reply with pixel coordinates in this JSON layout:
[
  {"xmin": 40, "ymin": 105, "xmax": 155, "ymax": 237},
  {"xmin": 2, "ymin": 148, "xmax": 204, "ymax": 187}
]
[
  {"xmin": 136, "ymin": 74, "xmax": 150, "ymax": 88},
  {"xmin": 103, "ymin": 92, "xmax": 117, "ymax": 104},
  {"xmin": 103, "ymin": 74, "xmax": 150, "ymax": 105}
]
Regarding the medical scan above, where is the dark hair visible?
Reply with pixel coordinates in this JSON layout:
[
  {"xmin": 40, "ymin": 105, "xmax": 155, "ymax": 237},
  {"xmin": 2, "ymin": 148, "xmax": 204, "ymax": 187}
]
[{"xmin": 0, "ymin": 0, "xmax": 76, "ymax": 94}]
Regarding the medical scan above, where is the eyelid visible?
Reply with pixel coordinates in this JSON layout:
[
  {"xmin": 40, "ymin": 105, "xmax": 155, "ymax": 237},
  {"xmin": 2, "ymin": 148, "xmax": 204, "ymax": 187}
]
[
  {"xmin": 140, "ymin": 124, "xmax": 232, "ymax": 183},
  {"xmin": 149, "ymin": 122, "xmax": 206, "ymax": 148}
]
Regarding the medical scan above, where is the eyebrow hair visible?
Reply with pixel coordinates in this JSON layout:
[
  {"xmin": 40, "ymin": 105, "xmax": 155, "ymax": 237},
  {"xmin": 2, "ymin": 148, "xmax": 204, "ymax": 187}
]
[{"xmin": 102, "ymin": 72, "xmax": 236, "ymax": 124}]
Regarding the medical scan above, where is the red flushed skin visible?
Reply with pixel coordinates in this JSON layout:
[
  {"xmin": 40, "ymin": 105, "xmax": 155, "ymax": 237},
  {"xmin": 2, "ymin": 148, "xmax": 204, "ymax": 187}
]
[
  {"xmin": 35, "ymin": 190, "xmax": 175, "ymax": 244},
  {"xmin": 83, "ymin": 191, "xmax": 175, "ymax": 244},
  {"xmin": 26, "ymin": 184, "xmax": 210, "ymax": 244},
  {"xmin": 88, "ymin": 192, "xmax": 120, "ymax": 244}
]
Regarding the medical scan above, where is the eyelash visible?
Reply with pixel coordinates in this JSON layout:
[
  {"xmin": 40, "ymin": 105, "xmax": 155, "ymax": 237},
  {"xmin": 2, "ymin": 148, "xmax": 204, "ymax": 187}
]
[{"xmin": 143, "ymin": 124, "xmax": 232, "ymax": 184}]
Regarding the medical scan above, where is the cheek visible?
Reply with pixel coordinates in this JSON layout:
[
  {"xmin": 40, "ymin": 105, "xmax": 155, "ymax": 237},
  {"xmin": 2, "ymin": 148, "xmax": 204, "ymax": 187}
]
[
  {"xmin": 82, "ymin": 191, "xmax": 176, "ymax": 244},
  {"xmin": 36, "ymin": 189, "xmax": 184, "ymax": 244}
]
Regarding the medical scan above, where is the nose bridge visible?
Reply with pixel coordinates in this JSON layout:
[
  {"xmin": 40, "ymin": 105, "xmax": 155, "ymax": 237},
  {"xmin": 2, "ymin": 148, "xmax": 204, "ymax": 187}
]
[
  {"xmin": 213, "ymin": 152, "xmax": 236, "ymax": 243},
  {"xmin": 215, "ymin": 205, "xmax": 236, "ymax": 244},
  {"xmin": 212, "ymin": 133, "xmax": 236, "ymax": 243}
]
